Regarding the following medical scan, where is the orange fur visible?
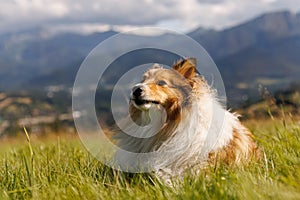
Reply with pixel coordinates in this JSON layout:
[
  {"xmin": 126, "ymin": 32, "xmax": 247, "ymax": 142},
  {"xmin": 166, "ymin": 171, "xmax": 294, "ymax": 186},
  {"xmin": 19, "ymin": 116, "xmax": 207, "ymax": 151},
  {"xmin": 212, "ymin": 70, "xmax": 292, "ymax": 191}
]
[{"xmin": 208, "ymin": 122, "xmax": 260, "ymax": 164}]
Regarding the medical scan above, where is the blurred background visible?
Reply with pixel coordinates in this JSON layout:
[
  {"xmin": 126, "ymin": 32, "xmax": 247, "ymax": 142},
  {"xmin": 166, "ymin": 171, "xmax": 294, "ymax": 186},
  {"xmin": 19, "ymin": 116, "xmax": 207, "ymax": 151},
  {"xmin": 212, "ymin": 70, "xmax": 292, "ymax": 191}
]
[{"xmin": 1, "ymin": 0, "xmax": 300, "ymax": 137}]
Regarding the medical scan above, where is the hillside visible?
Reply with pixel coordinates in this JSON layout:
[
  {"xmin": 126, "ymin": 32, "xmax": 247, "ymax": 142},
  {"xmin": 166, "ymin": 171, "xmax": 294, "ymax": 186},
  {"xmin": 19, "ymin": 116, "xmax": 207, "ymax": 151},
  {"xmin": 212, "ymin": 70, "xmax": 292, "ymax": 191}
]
[
  {"xmin": 0, "ymin": 89, "xmax": 73, "ymax": 136},
  {"xmin": 237, "ymin": 82, "xmax": 300, "ymax": 120}
]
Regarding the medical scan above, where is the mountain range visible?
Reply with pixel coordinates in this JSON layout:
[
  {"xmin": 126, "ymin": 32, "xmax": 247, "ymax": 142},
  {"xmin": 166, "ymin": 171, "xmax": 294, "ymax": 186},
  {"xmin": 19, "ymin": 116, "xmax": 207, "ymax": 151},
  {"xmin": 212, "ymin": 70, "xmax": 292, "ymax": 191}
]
[{"xmin": 1, "ymin": 10, "xmax": 300, "ymax": 106}]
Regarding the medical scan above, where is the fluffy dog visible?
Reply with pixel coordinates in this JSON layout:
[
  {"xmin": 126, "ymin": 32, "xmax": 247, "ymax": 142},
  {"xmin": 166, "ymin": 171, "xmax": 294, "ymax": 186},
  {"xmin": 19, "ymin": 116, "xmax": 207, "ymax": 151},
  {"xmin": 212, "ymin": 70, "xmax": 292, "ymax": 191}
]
[{"xmin": 114, "ymin": 58, "xmax": 259, "ymax": 180}]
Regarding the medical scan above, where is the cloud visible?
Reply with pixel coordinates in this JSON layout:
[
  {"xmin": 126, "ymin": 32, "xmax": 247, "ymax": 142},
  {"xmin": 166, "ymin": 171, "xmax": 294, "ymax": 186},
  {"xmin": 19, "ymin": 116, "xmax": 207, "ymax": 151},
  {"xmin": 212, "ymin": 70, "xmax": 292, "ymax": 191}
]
[
  {"xmin": 0, "ymin": 0, "xmax": 176, "ymax": 26},
  {"xmin": 197, "ymin": 0, "xmax": 226, "ymax": 4},
  {"xmin": 0, "ymin": 0, "xmax": 299, "ymax": 34}
]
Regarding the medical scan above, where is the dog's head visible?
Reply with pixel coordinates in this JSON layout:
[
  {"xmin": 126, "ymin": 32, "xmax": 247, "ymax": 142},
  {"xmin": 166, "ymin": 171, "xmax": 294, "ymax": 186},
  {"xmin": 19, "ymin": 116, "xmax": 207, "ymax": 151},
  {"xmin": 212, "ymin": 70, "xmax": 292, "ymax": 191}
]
[{"xmin": 130, "ymin": 58, "xmax": 198, "ymax": 119}]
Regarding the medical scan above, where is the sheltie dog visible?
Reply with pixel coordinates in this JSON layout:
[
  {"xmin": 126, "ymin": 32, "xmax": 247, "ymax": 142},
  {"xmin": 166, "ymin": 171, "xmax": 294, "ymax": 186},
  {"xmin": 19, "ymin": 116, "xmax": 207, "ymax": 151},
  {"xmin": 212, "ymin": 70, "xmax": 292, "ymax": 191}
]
[{"xmin": 114, "ymin": 58, "xmax": 259, "ymax": 181}]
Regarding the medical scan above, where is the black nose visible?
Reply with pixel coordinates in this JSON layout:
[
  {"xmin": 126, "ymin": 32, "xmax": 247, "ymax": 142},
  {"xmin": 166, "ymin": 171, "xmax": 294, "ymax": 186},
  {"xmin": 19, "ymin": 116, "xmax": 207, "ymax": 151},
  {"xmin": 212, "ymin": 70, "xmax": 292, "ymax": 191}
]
[{"xmin": 132, "ymin": 86, "xmax": 143, "ymax": 97}]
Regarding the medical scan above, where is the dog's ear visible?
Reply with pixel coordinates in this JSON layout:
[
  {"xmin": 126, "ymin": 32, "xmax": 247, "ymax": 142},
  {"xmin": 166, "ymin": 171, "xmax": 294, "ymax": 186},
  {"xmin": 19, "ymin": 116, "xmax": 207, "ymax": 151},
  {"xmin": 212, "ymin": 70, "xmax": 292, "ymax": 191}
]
[{"xmin": 173, "ymin": 58, "xmax": 197, "ymax": 79}]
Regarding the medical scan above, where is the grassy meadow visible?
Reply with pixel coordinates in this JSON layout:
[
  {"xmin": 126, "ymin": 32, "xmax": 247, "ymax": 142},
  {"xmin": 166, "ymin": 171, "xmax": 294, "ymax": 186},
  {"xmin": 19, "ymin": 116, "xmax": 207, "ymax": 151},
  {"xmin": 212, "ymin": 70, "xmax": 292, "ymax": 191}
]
[{"xmin": 0, "ymin": 117, "xmax": 300, "ymax": 200}]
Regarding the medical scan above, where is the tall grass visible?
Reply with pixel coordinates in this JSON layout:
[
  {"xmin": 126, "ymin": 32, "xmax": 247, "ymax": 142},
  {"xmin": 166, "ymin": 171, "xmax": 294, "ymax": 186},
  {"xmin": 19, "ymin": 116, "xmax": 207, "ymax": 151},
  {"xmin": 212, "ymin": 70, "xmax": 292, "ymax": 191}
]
[{"xmin": 0, "ymin": 118, "xmax": 300, "ymax": 199}]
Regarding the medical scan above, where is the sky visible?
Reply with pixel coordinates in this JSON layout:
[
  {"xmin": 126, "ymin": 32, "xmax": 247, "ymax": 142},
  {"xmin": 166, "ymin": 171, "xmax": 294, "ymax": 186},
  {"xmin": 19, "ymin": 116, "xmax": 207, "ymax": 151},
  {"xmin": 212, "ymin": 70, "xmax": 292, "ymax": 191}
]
[{"xmin": 1, "ymin": 0, "xmax": 300, "ymax": 34}]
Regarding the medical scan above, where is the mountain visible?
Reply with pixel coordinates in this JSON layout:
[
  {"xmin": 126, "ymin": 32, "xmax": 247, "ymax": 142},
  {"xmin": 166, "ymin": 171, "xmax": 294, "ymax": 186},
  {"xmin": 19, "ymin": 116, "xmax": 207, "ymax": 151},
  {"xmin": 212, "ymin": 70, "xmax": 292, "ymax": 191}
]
[
  {"xmin": 208, "ymin": 11, "xmax": 300, "ymax": 103},
  {"xmin": 192, "ymin": 11, "xmax": 300, "ymax": 59},
  {"xmin": 0, "ymin": 29, "xmax": 117, "ymax": 89},
  {"xmin": 0, "ymin": 10, "xmax": 300, "ymax": 106}
]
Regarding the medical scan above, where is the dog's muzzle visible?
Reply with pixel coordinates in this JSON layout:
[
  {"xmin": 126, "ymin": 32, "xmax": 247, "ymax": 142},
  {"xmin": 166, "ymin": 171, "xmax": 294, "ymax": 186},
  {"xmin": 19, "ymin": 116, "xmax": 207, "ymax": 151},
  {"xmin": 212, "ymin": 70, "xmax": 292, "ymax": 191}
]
[{"xmin": 131, "ymin": 84, "xmax": 159, "ymax": 109}]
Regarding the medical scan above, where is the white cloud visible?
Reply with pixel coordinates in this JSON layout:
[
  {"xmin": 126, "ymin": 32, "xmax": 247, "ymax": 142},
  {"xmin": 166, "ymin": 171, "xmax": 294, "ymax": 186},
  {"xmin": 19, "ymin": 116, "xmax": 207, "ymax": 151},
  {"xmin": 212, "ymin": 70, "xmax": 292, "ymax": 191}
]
[{"xmin": 0, "ymin": 0, "xmax": 299, "ymax": 34}]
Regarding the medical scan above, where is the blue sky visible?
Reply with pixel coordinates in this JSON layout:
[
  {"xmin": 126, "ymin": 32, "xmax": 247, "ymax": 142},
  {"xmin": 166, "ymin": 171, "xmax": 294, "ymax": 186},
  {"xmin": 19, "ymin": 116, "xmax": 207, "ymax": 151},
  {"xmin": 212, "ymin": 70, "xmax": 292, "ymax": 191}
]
[{"xmin": 1, "ymin": 0, "xmax": 300, "ymax": 34}]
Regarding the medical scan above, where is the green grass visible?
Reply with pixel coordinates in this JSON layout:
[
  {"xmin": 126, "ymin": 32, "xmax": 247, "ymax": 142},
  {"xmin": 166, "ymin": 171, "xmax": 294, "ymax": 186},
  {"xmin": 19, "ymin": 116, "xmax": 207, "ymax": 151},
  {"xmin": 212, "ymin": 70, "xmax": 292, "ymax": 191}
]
[{"xmin": 1, "ymin": 119, "xmax": 300, "ymax": 200}]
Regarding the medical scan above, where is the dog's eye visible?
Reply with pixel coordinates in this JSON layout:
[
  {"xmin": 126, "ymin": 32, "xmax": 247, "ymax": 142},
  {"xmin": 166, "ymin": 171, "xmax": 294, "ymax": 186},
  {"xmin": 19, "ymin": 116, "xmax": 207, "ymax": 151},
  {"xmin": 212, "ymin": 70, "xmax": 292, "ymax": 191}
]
[{"xmin": 157, "ymin": 80, "xmax": 167, "ymax": 86}]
